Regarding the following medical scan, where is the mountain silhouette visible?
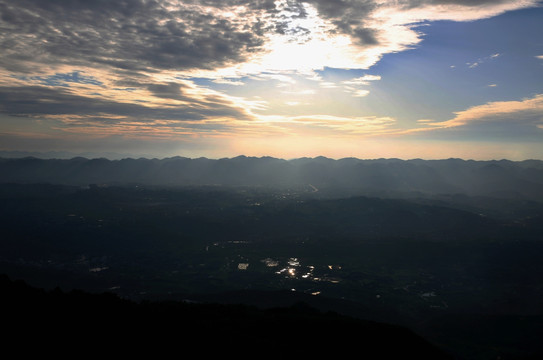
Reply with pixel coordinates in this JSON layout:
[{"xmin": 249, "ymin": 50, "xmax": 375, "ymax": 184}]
[{"xmin": 1, "ymin": 156, "xmax": 542, "ymax": 200}]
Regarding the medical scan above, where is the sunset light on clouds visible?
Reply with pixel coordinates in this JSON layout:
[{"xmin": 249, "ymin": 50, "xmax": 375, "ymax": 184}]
[{"xmin": 0, "ymin": 0, "xmax": 542, "ymax": 159}]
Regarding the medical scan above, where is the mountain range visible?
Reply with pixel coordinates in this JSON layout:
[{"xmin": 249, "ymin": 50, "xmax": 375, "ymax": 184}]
[{"xmin": 1, "ymin": 156, "xmax": 542, "ymax": 201}]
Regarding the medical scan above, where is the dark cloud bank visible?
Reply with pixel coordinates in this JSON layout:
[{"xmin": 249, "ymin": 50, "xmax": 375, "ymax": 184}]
[
  {"xmin": 0, "ymin": 85, "xmax": 249, "ymax": 122},
  {"xmin": 0, "ymin": 0, "xmax": 266, "ymax": 73}
]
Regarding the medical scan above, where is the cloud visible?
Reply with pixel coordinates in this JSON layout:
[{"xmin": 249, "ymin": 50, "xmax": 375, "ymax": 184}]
[
  {"xmin": 434, "ymin": 94, "xmax": 543, "ymax": 128},
  {"xmin": 0, "ymin": 81, "xmax": 256, "ymax": 128},
  {"xmin": 298, "ymin": 0, "xmax": 536, "ymax": 69},
  {"xmin": 340, "ymin": 74, "xmax": 380, "ymax": 97},
  {"xmin": 250, "ymin": 73, "xmax": 297, "ymax": 85},
  {"xmin": 176, "ymin": 0, "xmax": 538, "ymax": 78},
  {"xmin": 464, "ymin": 53, "xmax": 502, "ymax": 69},
  {"xmin": 319, "ymin": 81, "xmax": 339, "ymax": 88},
  {"xmin": 258, "ymin": 113, "xmax": 397, "ymax": 136},
  {"xmin": 410, "ymin": 94, "xmax": 543, "ymax": 140},
  {"xmin": 281, "ymin": 89, "xmax": 316, "ymax": 95},
  {"xmin": 212, "ymin": 78, "xmax": 246, "ymax": 86},
  {"xmin": 351, "ymin": 89, "xmax": 371, "ymax": 97},
  {"xmin": 342, "ymin": 74, "xmax": 381, "ymax": 86},
  {"xmin": 0, "ymin": 0, "xmax": 537, "ymax": 78},
  {"xmin": 0, "ymin": 0, "xmax": 270, "ymax": 74}
]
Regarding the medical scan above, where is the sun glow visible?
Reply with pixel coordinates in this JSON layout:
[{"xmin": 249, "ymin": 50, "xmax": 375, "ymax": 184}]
[
  {"xmin": 187, "ymin": 1, "xmax": 372, "ymax": 79},
  {"xmin": 256, "ymin": 3, "xmax": 362, "ymax": 73}
]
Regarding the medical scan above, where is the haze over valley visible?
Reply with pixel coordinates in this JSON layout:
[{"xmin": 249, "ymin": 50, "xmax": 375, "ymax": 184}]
[{"xmin": 2, "ymin": 155, "xmax": 543, "ymax": 359}]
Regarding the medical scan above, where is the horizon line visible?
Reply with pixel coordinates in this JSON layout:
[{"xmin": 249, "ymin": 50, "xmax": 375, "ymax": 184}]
[{"xmin": 1, "ymin": 151, "xmax": 541, "ymax": 163}]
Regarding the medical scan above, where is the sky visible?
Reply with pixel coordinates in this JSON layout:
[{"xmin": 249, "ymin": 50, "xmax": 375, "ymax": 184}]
[{"xmin": 0, "ymin": 0, "xmax": 542, "ymax": 160}]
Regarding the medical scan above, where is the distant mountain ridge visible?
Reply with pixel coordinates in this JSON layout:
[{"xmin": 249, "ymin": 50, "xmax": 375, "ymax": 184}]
[{"xmin": 1, "ymin": 156, "xmax": 542, "ymax": 200}]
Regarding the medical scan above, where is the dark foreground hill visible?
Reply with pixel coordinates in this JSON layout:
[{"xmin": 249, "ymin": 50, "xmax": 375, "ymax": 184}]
[{"xmin": 3, "ymin": 274, "xmax": 452, "ymax": 359}]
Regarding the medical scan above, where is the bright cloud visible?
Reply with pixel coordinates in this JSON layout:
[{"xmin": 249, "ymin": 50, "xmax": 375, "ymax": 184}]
[
  {"xmin": 430, "ymin": 94, "xmax": 543, "ymax": 129},
  {"xmin": 407, "ymin": 94, "xmax": 543, "ymax": 143},
  {"xmin": 257, "ymin": 113, "xmax": 397, "ymax": 136},
  {"xmin": 342, "ymin": 75, "xmax": 382, "ymax": 86}
]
